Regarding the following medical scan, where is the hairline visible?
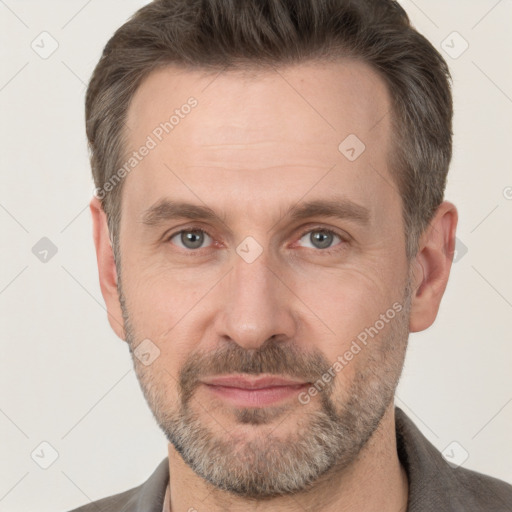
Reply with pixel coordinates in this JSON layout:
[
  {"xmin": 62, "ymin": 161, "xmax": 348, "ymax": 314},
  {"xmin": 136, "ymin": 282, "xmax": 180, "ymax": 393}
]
[{"xmin": 108, "ymin": 56, "xmax": 417, "ymax": 268}]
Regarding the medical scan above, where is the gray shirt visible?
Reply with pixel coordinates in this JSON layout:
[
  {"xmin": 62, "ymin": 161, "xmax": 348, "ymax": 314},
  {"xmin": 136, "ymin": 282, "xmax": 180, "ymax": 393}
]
[{"xmin": 66, "ymin": 406, "xmax": 512, "ymax": 511}]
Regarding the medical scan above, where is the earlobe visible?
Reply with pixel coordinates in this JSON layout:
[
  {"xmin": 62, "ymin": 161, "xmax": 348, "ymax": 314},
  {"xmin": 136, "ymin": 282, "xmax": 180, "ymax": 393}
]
[
  {"xmin": 90, "ymin": 196, "xmax": 126, "ymax": 341},
  {"xmin": 409, "ymin": 201, "xmax": 458, "ymax": 333}
]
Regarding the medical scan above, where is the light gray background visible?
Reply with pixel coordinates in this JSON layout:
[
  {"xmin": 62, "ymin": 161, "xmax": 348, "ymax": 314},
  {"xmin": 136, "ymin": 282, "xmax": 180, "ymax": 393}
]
[{"xmin": 1, "ymin": 1, "xmax": 511, "ymax": 511}]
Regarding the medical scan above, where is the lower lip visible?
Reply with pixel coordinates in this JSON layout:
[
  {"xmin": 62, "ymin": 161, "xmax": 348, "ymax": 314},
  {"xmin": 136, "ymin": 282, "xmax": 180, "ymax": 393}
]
[{"xmin": 203, "ymin": 383, "xmax": 309, "ymax": 407}]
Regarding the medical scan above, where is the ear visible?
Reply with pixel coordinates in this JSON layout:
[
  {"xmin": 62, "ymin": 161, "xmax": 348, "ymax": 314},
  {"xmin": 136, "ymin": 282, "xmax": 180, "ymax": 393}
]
[
  {"xmin": 409, "ymin": 201, "xmax": 458, "ymax": 333},
  {"xmin": 90, "ymin": 196, "xmax": 126, "ymax": 341}
]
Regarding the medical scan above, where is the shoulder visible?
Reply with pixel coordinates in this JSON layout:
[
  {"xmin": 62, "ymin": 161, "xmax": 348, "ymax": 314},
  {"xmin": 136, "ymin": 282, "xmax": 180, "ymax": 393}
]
[
  {"xmin": 448, "ymin": 464, "xmax": 512, "ymax": 511},
  {"xmin": 394, "ymin": 407, "xmax": 512, "ymax": 511},
  {"xmin": 66, "ymin": 485, "xmax": 141, "ymax": 512},
  {"xmin": 64, "ymin": 457, "xmax": 169, "ymax": 512}
]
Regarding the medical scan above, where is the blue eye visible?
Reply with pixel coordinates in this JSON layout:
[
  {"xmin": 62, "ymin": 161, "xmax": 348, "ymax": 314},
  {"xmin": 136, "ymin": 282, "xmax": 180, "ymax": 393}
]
[
  {"xmin": 297, "ymin": 228, "xmax": 344, "ymax": 251},
  {"xmin": 168, "ymin": 229, "xmax": 213, "ymax": 250},
  {"xmin": 166, "ymin": 226, "xmax": 347, "ymax": 255}
]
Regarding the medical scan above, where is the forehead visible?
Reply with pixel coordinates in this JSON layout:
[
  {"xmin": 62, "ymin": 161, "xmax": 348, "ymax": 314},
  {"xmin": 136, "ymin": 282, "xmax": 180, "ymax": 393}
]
[
  {"xmin": 121, "ymin": 60, "xmax": 396, "ymax": 230},
  {"xmin": 126, "ymin": 59, "xmax": 390, "ymax": 152}
]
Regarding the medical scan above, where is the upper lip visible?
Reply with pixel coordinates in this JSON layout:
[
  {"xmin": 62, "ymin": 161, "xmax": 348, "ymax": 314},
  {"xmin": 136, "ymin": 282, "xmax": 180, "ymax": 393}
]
[{"xmin": 201, "ymin": 375, "xmax": 309, "ymax": 389}]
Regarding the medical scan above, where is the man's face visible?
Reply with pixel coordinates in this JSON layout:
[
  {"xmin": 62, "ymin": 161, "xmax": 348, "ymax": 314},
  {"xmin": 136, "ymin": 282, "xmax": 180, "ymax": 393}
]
[{"xmin": 116, "ymin": 60, "xmax": 412, "ymax": 497}]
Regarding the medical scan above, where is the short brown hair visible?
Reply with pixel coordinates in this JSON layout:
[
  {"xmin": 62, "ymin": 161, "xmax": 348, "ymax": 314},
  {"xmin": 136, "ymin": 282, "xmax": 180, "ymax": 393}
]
[{"xmin": 86, "ymin": 0, "xmax": 452, "ymax": 262}]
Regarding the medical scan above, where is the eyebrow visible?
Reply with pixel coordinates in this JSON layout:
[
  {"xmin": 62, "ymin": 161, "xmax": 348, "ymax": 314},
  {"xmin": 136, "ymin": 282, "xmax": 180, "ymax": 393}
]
[{"xmin": 140, "ymin": 197, "xmax": 371, "ymax": 228}]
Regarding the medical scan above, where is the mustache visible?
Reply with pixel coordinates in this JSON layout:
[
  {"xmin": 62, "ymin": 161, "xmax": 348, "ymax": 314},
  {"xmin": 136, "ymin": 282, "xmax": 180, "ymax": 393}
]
[{"xmin": 177, "ymin": 340, "xmax": 334, "ymax": 404}]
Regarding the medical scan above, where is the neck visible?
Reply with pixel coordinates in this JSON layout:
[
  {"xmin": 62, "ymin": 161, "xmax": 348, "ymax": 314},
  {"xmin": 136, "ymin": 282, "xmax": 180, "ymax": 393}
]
[{"xmin": 166, "ymin": 403, "xmax": 408, "ymax": 512}]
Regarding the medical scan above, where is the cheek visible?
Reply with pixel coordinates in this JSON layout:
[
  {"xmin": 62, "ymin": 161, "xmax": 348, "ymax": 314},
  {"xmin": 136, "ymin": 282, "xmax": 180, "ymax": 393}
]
[
  {"xmin": 120, "ymin": 256, "xmax": 215, "ymax": 336},
  {"xmin": 293, "ymin": 262, "xmax": 405, "ymax": 373},
  {"xmin": 295, "ymin": 263, "xmax": 396, "ymax": 332},
  {"xmin": 134, "ymin": 356, "xmax": 181, "ymax": 410},
  {"xmin": 121, "ymin": 235, "xmax": 406, "ymax": 363}
]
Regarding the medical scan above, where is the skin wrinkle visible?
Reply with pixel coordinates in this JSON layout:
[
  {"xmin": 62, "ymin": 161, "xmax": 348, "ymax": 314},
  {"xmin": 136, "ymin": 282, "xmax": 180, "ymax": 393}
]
[
  {"xmin": 123, "ymin": 63, "xmax": 403, "ymax": 508},
  {"xmin": 126, "ymin": 289, "xmax": 410, "ymax": 494},
  {"xmin": 123, "ymin": 279, "xmax": 412, "ymax": 506},
  {"xmin": 92, "ymin": 59, "xmax": 456, "ymax": 512}
]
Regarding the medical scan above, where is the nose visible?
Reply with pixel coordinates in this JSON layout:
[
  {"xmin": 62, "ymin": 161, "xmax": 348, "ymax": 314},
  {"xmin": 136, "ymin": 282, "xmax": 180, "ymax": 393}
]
[{"xmin": 214, "ymin": 250, "xmax": 297, "ymax": 351}]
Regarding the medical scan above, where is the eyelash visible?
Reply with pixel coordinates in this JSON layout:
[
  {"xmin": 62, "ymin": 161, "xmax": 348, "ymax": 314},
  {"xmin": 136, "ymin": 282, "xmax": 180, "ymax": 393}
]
[
  {"xmin": 165, "ymin": 225, "xmax": 348, "ymax": 256},
  {"xmin": 296, "ymin": 226, "xmax": 348, "ymax": 255}
]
